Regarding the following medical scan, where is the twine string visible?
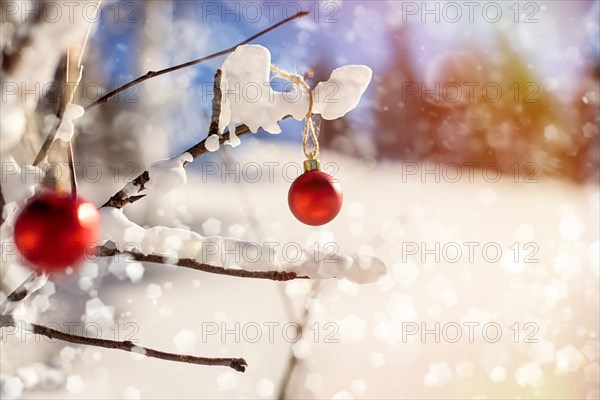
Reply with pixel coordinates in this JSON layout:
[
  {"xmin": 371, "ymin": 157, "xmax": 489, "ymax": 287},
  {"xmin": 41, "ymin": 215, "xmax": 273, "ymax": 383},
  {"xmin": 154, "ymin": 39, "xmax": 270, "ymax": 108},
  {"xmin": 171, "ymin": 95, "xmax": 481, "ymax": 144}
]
[{"xmin": 270, "ymin": 65, "xmax": 319, "ymax": 159}]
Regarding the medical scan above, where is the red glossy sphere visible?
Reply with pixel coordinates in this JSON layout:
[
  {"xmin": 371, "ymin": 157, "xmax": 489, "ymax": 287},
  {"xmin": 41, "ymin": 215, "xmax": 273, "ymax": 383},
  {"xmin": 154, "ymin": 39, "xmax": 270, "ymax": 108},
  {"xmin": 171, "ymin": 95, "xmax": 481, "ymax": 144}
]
[
  {"xmin": 288, "ymin": 170, "xmax": 343, "ymax": 226},
  {"xmin": 14, "ymin": 192, "xmax": 100, "ymax": 272}
]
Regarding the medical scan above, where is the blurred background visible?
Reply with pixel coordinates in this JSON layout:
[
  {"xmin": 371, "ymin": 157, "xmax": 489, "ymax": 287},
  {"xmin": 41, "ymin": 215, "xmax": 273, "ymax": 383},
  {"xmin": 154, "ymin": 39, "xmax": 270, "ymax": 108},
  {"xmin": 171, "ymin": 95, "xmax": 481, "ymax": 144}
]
[
  {"xmin": 74, "ymin": 0, "xmax": 600, "ymax": 183},
  {"xmin": 1, "ymin": 1, "xmax": 599, "ymax": 399}
]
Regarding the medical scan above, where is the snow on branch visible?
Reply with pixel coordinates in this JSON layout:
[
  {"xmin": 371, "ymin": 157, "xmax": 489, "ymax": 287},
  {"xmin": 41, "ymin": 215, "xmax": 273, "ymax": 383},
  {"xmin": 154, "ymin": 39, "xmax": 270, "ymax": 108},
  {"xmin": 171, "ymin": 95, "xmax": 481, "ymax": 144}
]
[
  {"xmin": 100, "ymin": 119, "xmax": 260, "ymax": 208},
  {"xmin": 214, "ymin": 45, "xmax": 372, "ymax": 147},
  {"xmin": 97, "ymin": 208, "xmax": 386, "ymax": 284},
  {"xmin": 103, "ymin": 47, "xmax": 372, "ymax": 208}
]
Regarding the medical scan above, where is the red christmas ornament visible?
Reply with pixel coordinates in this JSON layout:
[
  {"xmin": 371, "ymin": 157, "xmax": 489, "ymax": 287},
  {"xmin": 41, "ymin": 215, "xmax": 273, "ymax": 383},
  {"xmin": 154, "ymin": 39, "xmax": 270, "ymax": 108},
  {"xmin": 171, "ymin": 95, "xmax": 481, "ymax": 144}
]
[
  {"xmin": 14, "ymin": 191, "xmax": 100, "ymax": 273},
  {"xmin": 288, "ymin": 159, "xmax": 343, "ymax": 226}
]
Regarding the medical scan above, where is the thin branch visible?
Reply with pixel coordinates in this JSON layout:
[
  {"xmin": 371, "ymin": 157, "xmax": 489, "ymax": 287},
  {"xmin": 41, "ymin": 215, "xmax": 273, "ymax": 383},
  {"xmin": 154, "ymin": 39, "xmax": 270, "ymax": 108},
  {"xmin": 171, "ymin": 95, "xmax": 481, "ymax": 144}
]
[
  {"xmin": 99, "ymin": 64, "xmax": 292, "ymax": 208},
  {"xmin": 32, "ymin": 54, "xmax": 69, "ymax": 167},
  {"xmin": 277, "ymin": 283, "xmax": 321, "ymax": 400},
  {"xmin": 0, "ymin": 184, "xmax": 5, "ymax": 226},
  {"xmin": 209, "ymin": 69, "xmax": 223, "ymax": 137},
  {"xmin": 0, "ymin": 315, "xmax": 247, "ymax": 372},
  {"xmin": 0, "ymin": 272, "xmax": 42, "ymax": 315},
  {"xmin": 84, "ymin": 11, "xmax": 308, "ymax": 112},
  {"xmin": 95, "ymin": 246, "xmax": 307, "ymax": 282},
  {"xmin": 101, "ymin": 114, "xmax": 296, "ymax": 208},
  {"xmin": 32, "ymin": 2, "xmax": 100, "ymax": 166},
  {"xmin": 66, "ymin": 141, "xmax": 78, "ymax": 197}
]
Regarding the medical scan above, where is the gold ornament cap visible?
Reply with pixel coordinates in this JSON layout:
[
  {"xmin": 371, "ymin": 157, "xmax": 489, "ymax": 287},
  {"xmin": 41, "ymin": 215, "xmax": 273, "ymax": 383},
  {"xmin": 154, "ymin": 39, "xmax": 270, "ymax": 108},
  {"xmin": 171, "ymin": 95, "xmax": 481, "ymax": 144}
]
[{"xmin": 303, "ymin": 159, "xmax": 321, "ymax": 172}]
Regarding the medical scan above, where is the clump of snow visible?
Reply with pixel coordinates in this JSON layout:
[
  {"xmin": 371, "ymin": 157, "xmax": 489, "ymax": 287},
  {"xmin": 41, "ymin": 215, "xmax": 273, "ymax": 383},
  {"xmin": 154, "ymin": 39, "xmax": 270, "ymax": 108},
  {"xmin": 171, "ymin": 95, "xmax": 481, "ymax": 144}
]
[
  {"xmin": 219, "ymin": 45, "xmax": 371, "ymax": 146},
  {"xmin": 146, "ymin": 153, "xmax": 193, "ymax": 196},
  {"xmin": 130, "ymin": 346, "xmax": 147, "ymax": 357},
  {"xmin": 55, "ymin": 103, "xmax": 85, "ymax": 142},
  {"xmin": 99, "ymin": 208, "xmax": 145, "ymax": 245},
  {"xmin": 99, "ymin": 208, "xmax": 386, "ymax": 283},
  {"xmin": 312, "ymin": 65, "xmax": 373, "ymax": 120},
  {"xmin": 205, "ymin": 134, "xmax": 220, "ymax": 152}
]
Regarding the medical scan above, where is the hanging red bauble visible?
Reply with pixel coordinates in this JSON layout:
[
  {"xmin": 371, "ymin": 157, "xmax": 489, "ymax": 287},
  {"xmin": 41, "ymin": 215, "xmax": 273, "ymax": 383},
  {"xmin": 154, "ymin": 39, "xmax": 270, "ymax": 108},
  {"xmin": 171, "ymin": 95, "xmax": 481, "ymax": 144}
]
[
  {"xmin": 14, "ymin": 191, "xmax": 100, "ymax": 273},
  {"xmin": 288, "ymin": 159, "xmax": 343, "ymax": 226}
]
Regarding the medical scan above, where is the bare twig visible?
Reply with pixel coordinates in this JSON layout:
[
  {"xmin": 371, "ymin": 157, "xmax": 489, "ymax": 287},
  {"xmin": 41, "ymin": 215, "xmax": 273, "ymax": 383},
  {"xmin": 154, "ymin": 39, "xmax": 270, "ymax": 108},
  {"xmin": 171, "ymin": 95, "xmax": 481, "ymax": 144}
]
[
  {"xmin": 32, "ymin": 2, "xmax": 100, "ymax": 166},
  {"xmin": 95, "ymin": 246, "xmax": 307, "ymax": 282},
  {"xmin": 0, "ymin": 315, "xmax": 247, "ymax": 372},
  {"xmin": 32, "ymin": 54, "xmax": 69, "ymax": 167},
  {"xmin": 277, "ymin": 283, "xmax": 321, "ymax": 399},
  {"xmin": 66, "ymin": 141, "xmax": 78, "ymax": 197},
  {"xmin": 0, "ymin": 184, "xmax": 5, "ymax": 226},
  {"xmin": 209, "ymin": 69, "xmax": 223, "ymax": 137},
  {"xmin": 0, "ymin": 272, "xmax": 44, "ymax": 316},
  {"xmin": 84, "ymin": 11, "xmax": 308, "ymax": 112}
]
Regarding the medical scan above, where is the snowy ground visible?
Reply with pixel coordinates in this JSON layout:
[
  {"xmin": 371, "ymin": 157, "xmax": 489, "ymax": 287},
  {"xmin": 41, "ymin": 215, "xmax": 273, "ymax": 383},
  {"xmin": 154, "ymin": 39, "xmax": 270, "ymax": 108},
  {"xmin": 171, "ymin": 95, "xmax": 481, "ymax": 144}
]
[{"xmin": 1, "ymin": 141, "xmax": 599, "ymax": 399}]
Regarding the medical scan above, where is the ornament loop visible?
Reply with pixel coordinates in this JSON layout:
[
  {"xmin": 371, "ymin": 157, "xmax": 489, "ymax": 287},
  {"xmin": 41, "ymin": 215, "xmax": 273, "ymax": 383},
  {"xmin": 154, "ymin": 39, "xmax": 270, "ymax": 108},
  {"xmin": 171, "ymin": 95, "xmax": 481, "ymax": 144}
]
[{"xmin": 270, "ymin": 65, "xmax": 320, "ymax": 160}]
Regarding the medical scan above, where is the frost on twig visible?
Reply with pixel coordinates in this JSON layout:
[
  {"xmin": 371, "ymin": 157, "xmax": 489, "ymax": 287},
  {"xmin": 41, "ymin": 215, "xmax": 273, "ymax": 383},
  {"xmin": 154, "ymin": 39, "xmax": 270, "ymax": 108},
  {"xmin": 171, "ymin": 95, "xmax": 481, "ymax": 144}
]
[{"xmin": 98, "ymin": 208, "xmax": 386, "ymax": 284}]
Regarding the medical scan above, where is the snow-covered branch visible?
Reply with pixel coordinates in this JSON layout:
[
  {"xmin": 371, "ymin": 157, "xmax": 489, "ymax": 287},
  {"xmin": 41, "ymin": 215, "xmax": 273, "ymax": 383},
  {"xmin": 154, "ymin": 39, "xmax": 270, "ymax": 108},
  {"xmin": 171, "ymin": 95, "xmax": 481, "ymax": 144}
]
[
  {"xmin": 216, "ymin": 45, "xmax": 372, "ymax": 146},
  {"xmin": 100, "ymin": 120, "xmax": 259, "ymax": 208},
  {"xmin": 102, "ymin": 44, "xmax": 372, "ymax": 209},
  {"xmin": 97, "ymin": 208, "xmax": 386, "ymax": 284},
  {"xmin": 0, "ymin": 272, "xmax": 48, "ymax": 316},
  {"xmin": 0, "ymin": 315, "xmax": 247, "ymax": 372},
  {"xmin": 95, "ymin": 246, "xmax": 302, "ymax": 282}
]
